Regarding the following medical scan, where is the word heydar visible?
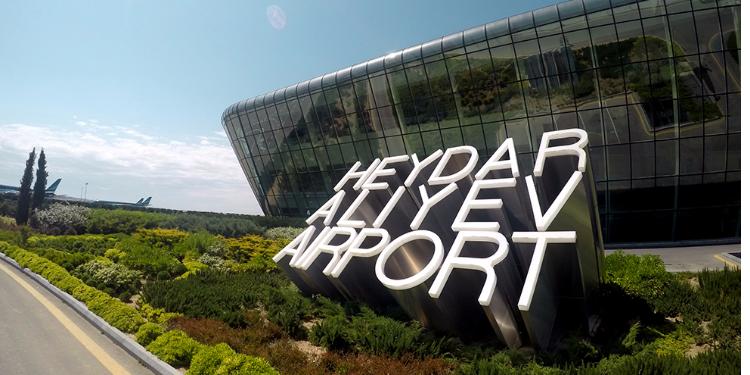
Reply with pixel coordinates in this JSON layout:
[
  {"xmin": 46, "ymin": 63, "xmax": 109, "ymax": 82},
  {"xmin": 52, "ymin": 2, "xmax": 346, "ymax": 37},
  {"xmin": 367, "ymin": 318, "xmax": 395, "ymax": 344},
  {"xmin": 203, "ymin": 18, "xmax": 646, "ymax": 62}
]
[{"xmin": 273, "ymin": 129, "xmax": 604, "ymax": 350}]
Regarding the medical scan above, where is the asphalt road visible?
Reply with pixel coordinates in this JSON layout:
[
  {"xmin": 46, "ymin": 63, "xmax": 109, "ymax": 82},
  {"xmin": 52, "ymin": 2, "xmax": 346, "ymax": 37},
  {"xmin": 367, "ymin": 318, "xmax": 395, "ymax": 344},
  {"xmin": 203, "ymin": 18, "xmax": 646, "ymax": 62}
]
[{"xmin": 0, "ymin": 261, "xmax": 154, "ymax": 375}]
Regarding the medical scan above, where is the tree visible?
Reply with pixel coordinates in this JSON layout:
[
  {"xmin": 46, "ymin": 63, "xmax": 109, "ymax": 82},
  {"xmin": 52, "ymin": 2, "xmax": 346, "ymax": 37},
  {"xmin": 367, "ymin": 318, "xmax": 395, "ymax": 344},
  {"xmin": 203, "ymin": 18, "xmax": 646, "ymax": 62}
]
[
  {"xmin": 31, "ymin": 149, "xmax": 48, "ymax": 212},
  {"xmin": 15, "ymin": 148, "xmax": 36, "ymax": 225}
]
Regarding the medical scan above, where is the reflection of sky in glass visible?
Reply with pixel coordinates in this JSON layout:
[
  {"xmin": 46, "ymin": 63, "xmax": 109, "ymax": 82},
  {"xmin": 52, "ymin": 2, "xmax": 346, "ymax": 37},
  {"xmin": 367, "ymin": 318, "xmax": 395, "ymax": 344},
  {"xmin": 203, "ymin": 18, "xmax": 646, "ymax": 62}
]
[{"xmin": 266, "ymin": 5, "xmax": 287, "ymax": 30}]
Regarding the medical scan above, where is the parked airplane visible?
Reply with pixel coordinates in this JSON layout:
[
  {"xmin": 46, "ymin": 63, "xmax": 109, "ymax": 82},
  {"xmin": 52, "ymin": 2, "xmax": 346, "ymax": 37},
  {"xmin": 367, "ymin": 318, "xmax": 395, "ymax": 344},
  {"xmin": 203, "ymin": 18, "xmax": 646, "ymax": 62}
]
[
  {"xmin": 94, "ymin": 196, "xmax": 152, "ymax": 208},
  {"xmin": 0, "ymin": 178, "xmax": 62, "ymax": 197}
]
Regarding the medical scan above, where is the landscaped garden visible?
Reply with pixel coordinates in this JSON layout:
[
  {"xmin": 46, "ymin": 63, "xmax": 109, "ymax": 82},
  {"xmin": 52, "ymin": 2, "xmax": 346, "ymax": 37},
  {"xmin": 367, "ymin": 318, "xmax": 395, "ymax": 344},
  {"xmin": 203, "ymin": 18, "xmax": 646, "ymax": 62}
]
[{"xmin": 0, "ymin": 201, "xmax": 740, "ymax": 374}]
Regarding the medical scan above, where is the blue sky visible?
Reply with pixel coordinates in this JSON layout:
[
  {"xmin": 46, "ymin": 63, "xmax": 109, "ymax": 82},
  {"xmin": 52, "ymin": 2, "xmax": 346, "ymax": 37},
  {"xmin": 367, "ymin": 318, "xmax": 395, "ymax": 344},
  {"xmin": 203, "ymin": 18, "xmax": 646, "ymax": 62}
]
[{"xmin": 0, "ymin": 0, "xmax": 555, "ymax": 214}]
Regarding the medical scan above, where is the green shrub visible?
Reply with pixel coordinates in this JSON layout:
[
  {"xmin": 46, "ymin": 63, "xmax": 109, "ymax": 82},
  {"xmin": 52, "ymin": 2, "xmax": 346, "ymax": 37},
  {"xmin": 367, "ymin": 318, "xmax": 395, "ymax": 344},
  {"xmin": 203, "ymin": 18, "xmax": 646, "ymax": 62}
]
[
  {"xmin": 146, "ymin": 330, "xmax": 204, "ymax": 368},
  {"xmin": 142, "ymin": 269, "xmax": 296, "ymax": 329},
  {"xmin": 85, "ymin": 208, "xmax": 268, "ymax": 237},
  {"xmin": 263, "ymin": 287, "xmax": 307, "ymax": 337},
  {"xmin": 640, "ymin": 328, "xmax": 694, "ymax": 357},
  {"xmin": 26, "ymin": 247, "xmax": 94, "ymax": 271},
  {"xmin": 186, "ymin": 343, "xmax": 234, "ymax": 374},
  {"xmin": 117, "ymin": 238, "xmax": 186, "ymax": 279},
  {"xmin": 0, "ymin": 228, "xmax": 19, "ymax": 244},
  {"xmin": 187, "ymin": 343, "xmax": 278, "ymax": 375},
  {"xmin": 135, "ymin": 228, "xmax": 190, "ymax": 254},
  {"xmin": 135, "ymin": 322, "xmax": 166, "ymax": 346},
  {"xmin": 263, "ymin": 227, "xmax": 305, "ymax": 240},
  {"xmin": 604, "ymin": 251, "xmax": 674, "ymax": 303},
  {"xmin": 698, "ymin": 268, "xmax": 740, "ymax": 349},
  {"xmin": 223, "ymin": 235, "xmax": 285, "ymax": 270},
  {"xmin": 589, "ymin": 349, "xmax": 740, "ymax": 374},
  {"xmin": 179, "ymin": 257, "xmax": 209, "ymax": 279},
  {"xmin": 309, "ymin": 315, "xmax": 350, "ymax": 351},
  {"xmin": 173, "ymin": 231, "xmax": 222, "ymax": 257},
  {"xmin": 138, "ymin": 302, "xmax": 182, "ymax": 324},
  {"xmin": 73, "ymin": 259, "xmax": 142, "ymax": 299},
  {"xmin": 197, "ymin": 253, "xmax": 228, "ymax": 271},
  {"xmin": 650, "ymin": 276, "xmax": 700, "ymax": 318},
  {"xmin": 309, "ymin": 306, "xmax": 448, "ymax": 358},
  {"xmin": 26, "ymin": 234, "xmax": 123, "ymax": 256},
  {"xmin": 252, "ymin": 215, "xmax": 305, "ymax": 230},
  {"xmin": 30, "ymin": 203, "xmax": 90, "ymax": 234},
  {"xmin": 456, "ymin": 352, "xmax": 527, "ymax": 375},
  {"xmin": 348, "ymin": 308, "xmax": 422, "ymax": 357},
  {"xmin": 86, "ymin": 209, "xmax": 169, "ymax": 234}
]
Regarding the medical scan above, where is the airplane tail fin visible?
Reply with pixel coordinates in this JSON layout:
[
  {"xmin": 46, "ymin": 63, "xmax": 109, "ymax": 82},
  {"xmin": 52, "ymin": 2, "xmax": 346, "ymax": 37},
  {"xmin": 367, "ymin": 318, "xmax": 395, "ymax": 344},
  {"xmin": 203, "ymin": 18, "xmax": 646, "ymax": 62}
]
[
  {"xmin": 142, "ymin": 197, "xmax": 152, "ymax": 206},
  {"xmin": 136, "ymin": 198, "xmax": 144, "ymax": 204},
  {"xmin": 46, "ymin": 178, "xmax": 62, "ymax": 193}
]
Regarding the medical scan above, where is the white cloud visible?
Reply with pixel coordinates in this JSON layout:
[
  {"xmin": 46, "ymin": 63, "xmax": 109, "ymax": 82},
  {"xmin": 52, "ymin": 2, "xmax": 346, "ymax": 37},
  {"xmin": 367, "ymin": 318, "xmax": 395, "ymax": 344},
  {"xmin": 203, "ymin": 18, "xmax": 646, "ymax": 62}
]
[{"xmin": 0, "ymin": 122, "xmax": 262, "ymax": 214}]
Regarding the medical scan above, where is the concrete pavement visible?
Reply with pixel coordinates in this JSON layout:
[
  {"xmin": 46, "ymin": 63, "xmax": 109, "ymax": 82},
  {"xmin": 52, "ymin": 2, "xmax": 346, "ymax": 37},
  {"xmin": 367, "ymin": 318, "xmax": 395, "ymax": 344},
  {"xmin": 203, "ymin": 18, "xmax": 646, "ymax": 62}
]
[
  {"xmin": 605, "ymin": 244, "xmax": 741, "ymax": 273},
  {"xmin": 0, "ymin": 261, "xmax": 154, "ymax": 375}
]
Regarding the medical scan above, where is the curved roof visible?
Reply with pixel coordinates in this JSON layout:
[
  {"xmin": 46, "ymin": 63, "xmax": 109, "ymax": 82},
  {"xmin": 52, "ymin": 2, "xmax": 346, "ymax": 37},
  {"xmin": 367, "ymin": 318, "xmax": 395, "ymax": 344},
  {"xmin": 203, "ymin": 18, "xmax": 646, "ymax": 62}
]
[{"xmin": 222, "ymin": 0, "xmax": 643, "ymax": 120}]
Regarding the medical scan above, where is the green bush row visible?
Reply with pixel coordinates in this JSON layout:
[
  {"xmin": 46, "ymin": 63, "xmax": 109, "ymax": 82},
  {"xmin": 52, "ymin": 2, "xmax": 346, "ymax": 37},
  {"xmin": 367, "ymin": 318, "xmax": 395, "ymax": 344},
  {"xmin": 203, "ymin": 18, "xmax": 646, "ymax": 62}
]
[
  {"xmin": 25, "ymin": 246, "xmax": 94, "ymax": 271},
  {"xmin": 146, "ymin": 329, "xmax": 277, "ymax": 374},
  {"xmin": 309, "ymin": 305, "xmax": 455, "ymax": 358},
  {"xmin": 188, "ymin": 342, "xmax": 277, "ymax": 375},
  {"xmin": 135, "ymin": 322, "xmax": 166, "ymax": 346},
  {"xmin": 604, "ymin": 251, "xmax": 740, "ymax": 351},
  {"xmin": 73, "ymin": 259, "xmax": 142, "ymax": 300},
  {"xmin": 0, "ymin": 241, "xmax": 144, "ymax": 333},
  {"xmin": 604, "ymin": 251, "xmax": 673, "ymax": 303},
  {"xmin": 84, "ymin": 208, "xmax": 302, "ymax": 237},
  {"xmin": 114, "ymin": 238, "xmax": 186, "ymax": 279},
  {"xmin": 142, "ymin": 269, "xmax": 307, "ymax": 335},
  {"xmin": 26, "ymin": 234, "xmax": 123, "ymax": 256},
  {"xmin": 456, "ymin": 348, "xmax": 740, "ymax": 374}
]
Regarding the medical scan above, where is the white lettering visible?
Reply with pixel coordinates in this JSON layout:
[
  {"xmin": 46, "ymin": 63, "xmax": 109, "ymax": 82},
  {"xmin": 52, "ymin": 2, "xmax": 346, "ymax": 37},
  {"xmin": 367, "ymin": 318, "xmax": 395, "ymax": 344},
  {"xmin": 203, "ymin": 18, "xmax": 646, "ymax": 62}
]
[
  {"xmin": 306, "ymin": 190, "xmax": 347, "ymax": 226},
  {"xmin": 362, "ymin": 155, "xmax": 410, "ymax": 190},
  {"xmin": 452, "ymin": 179, "xmax": 515, "ymax": 232},
  {"xmin": 375, "ymin": 230, "xmax": 444, "ymax": 290},
  {"xmin": 512, "ymin": 231, "xmax": 576, "ymax": 311},
  {"xmin": 329, "ymin": 228, "xmax": 391, "ymax": 278},
  {"xmin": 334, "ymin": 159, "xmax": 381, "ymax": 191},
  {"xmin": 428, "ymin": 146, "xmax": 478, "ymax": 185},
  {"xmin": 410, "ymin": 183, "xmax": 458, "ymax": 230},
  {"xmin": 534, "ymin": 129, "xmax": 588, "ymax": 177},
  {"xmin": 429, "ymin": 231, "xmax": 509, "ymax": 306},
  {"xmin": 476, "ymin": 138, "xmax": 519, "ymax": 180},
  {"xmin": 405, "ymin": 150, "xmax": 443, "ymax": 187},
  {"xmin": 297, "ymin": 227, "xmax": 357, "ymax": 275}
]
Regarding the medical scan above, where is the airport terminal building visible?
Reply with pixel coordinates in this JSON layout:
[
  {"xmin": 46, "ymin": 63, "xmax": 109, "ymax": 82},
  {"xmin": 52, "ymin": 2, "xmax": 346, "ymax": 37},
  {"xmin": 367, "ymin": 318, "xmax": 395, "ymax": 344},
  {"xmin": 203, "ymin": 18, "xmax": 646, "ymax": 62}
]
[{"xmin": 222, "ymin": 0, "xmax": 740, "ymax": 246}]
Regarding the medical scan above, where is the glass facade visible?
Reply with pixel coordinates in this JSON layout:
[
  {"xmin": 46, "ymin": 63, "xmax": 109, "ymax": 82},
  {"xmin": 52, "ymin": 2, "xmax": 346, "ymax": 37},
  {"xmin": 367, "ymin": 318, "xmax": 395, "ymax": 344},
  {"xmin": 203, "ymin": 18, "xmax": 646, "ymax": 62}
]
[{"xmin": 223, "ymin": 0, "xmax": 740, "ymax": 246}]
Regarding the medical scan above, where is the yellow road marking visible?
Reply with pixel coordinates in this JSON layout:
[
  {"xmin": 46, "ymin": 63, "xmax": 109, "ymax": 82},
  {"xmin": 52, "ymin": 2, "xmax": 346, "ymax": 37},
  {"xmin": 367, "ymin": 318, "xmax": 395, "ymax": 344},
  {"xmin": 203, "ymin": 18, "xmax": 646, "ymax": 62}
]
[
  {"xmin": 713, "ymin": 254, "xmax": 741, "ymax": 270},
  {"xmin": 0, "ymin": 261, "xmax": 130, "ymax": 375}
]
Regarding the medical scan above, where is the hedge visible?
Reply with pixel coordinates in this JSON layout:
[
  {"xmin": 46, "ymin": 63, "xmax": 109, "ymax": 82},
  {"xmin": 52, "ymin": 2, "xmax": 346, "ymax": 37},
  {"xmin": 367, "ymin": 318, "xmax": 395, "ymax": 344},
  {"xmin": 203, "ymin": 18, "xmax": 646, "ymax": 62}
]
[
  {"xmin": 146, "ymin": 330, "xmax": 277, "ymax": 374},
  {"xmin": 135, "ymin": 322, "xmax": 166, "ymax": 346},
  {"xmin": 187, "ymin": 343, "xmax": 278, "ymax": 375},
  {"xmin": 26, "ymin": 234, "xmax": 123, "ymax": 256},
  {"xmin": 146, "ymin": 329, "xmax": 204, "ymax": 368},
  {"xmin": 0, "ymin": 241, "xmax": 144, "ymax": 333}
]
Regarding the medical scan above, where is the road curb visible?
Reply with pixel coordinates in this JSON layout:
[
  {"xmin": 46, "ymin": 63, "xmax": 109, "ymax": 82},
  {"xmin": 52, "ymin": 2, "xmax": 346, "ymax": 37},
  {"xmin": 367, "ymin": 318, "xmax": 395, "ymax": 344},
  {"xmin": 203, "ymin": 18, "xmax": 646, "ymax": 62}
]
[
  {"xmin": 0, "ymin": 251, "xmax": 180, "ymax": 375},
  {"xmin": 715, "ymin": 253, "xmax": 741, "ymax": 269}
]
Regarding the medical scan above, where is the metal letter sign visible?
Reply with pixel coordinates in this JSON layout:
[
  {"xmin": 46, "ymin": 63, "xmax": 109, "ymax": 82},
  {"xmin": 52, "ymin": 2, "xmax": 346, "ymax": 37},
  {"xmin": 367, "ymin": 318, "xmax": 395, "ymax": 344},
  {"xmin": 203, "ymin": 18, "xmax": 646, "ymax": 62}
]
[{"xmin": 273, "ymin": 129, "xmax": 604, "ymax": 350}]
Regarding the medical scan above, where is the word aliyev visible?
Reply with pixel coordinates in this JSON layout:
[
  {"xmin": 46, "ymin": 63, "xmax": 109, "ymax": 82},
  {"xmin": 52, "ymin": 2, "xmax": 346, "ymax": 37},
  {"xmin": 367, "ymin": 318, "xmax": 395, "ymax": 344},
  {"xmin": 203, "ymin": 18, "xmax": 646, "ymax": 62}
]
[{"xmin": 273, "ymin": 128, "xmax": 599, "ymax": 348}]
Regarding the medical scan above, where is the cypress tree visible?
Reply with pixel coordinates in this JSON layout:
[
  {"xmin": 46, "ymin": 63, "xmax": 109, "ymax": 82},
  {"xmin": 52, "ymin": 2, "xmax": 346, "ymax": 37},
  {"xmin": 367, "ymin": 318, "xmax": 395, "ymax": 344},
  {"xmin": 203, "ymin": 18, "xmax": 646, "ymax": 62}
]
[
  {"xmin": 15, "ymin": 148, "xmax": 36, "ymax": 225},
  {"xmin": 31, "ymin": 149, "xmax": 48, "ymax": 211}
]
